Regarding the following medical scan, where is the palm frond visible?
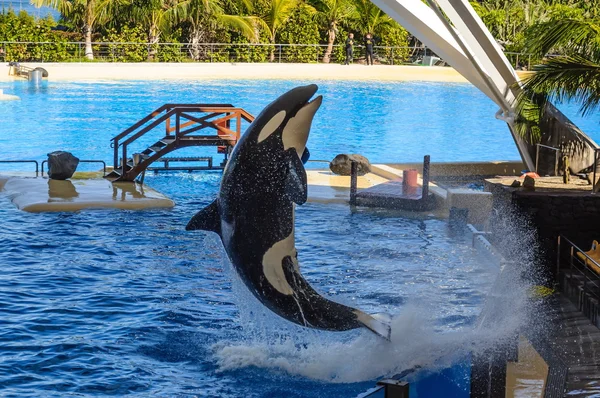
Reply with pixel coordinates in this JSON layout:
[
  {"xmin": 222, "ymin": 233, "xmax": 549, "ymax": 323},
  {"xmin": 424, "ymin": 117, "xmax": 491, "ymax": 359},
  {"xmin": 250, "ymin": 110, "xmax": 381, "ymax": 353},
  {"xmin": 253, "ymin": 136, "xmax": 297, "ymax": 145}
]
[
  {"xmin": 525, "ymin": 19, "xmax": 600, "ymax": 58},
  {"xmin": 520, "ymin": 55, "xmax": 600, "ymax": 117},
  {"xmin": 218, "ymin": 14, "xmax": 259, "ymax": 41}
]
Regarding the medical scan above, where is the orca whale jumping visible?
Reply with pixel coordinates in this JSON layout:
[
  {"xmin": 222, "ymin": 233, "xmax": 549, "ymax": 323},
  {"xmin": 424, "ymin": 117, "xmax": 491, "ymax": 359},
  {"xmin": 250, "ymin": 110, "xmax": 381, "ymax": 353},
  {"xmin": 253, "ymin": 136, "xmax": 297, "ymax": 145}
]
[{"xmin": 186, "ymin": 84, "xmax": 391, "ymax": 340}]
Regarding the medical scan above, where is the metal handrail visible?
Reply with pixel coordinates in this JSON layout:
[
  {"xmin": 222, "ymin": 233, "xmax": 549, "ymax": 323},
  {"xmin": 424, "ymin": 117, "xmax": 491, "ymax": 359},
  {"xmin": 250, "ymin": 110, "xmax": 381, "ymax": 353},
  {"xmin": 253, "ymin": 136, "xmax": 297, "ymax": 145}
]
[
  {"xmin": 535, "ymin": 143, "xmax": 560, "ymax": 175},
  {"xmin": 110, "ymin": 104, "xmax": 254, "ymax": 180},
  {"xmin": 41, "ymin": 159, "xmax": 106, "ymax": 176},
  {"xmin": 557, "ymin": 235, "xmax": 600, "ymax": 302},
  {"xmin": 0, "ymin": 160, "xmax": 39, "ymax": 173},
  {"xmin": 593, "ymin": 148, "xmax": 600, "ymax": 194}
]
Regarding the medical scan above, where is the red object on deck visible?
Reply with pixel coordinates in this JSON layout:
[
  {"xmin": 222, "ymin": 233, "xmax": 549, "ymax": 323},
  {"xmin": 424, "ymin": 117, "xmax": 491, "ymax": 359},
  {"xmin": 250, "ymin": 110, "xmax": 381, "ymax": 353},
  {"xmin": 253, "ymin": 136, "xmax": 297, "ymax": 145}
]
[
  {"xmin": 403, "ymin": 169, "xmax": 419, "ymax": 188},
  {"xmin": 520, "ymin": 172, "xmax": 540, "ymax": 178}
]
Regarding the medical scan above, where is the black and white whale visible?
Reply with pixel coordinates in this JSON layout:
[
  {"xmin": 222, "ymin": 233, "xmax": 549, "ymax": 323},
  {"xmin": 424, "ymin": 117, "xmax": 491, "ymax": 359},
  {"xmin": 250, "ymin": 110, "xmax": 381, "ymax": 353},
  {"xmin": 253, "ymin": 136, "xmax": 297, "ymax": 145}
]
[{"xmin": 186, "ymin": 84, "xmax": 391, "ymax": 340}]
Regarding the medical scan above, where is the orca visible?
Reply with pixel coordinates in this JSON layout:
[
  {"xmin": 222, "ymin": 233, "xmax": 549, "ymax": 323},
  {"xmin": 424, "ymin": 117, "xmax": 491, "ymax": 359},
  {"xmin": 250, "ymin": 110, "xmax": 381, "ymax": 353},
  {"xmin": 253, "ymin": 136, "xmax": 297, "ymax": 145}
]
[{"xmin": 186, "ymin": 84, "xmax": 391, "ymax": 340}]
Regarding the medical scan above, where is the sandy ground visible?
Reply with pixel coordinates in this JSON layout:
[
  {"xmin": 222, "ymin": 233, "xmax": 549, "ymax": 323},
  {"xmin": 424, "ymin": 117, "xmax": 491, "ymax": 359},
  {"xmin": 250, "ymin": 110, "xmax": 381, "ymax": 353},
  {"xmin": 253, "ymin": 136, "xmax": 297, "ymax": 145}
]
[{"xmin": 0, "ymin": 63, "xmax": 479, "ymax": 82}]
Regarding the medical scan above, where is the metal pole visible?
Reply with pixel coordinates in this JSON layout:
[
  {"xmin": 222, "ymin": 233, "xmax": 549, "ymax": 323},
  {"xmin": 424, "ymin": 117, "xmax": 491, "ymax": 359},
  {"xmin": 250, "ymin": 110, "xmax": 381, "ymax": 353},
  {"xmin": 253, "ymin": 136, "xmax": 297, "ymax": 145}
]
[
  {"xmin": 422, "ymin": 155, "xmax": 430, "ymax": 200},
  {"xmin": 350, "ymin": 161, "xmax": 358, "ymax": 206},
  {"xmin": 278, "ymin": 45, "xmax": 282, "ymax": 63},
  {"xmin": 594, "ymin": 149, "xmax": 599, "ymax": 194},
  {"xmin": 535, "ymin": 144, "xmax": 540, "ymax": 174},
  {"xmin": 113, "ymin": 139, "xmax": 119, "ymax": 171}
]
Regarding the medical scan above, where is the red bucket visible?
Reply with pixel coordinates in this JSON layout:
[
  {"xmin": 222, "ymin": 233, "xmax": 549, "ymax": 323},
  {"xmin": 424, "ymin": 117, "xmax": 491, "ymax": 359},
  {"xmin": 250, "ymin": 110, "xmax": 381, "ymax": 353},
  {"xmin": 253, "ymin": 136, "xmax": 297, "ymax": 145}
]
[{"xmin": 403, "ymin": 169, "xmax": 419, "ymax": 188}]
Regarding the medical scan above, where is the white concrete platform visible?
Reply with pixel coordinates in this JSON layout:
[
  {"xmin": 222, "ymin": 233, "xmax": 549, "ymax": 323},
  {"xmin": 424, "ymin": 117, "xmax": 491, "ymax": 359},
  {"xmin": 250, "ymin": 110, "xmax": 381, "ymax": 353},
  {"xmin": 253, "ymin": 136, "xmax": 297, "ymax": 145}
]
[
  {"xmin": 0, "ymin": 176, "xmax": 174, "ymax": 212},
  {"xmin": 0, "ymin": 89, "xmax": 19, "ymax": 100},
  {"xmin": 306, "ymin": 170, "xmax": 388, "ymax": 204}
]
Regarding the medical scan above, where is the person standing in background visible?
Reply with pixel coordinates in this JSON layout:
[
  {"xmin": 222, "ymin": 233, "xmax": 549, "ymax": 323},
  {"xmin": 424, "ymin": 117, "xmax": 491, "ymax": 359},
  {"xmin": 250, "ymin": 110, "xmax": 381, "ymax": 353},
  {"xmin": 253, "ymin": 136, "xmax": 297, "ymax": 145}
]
[
  {"xmin": 364, "ymin": 33, "xmax": 375, "ymax": 65},
  {"xmin": 345, "ymin": 33, "xmax": 354, "ymax": 65}
]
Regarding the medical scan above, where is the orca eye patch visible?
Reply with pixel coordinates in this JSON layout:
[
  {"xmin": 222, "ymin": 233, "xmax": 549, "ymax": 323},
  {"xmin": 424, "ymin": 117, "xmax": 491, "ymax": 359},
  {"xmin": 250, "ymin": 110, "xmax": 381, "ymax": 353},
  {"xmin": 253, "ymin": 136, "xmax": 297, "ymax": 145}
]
[{"xmin": 257, "ymin": 110, "xmax": 286, "ymax": 143}]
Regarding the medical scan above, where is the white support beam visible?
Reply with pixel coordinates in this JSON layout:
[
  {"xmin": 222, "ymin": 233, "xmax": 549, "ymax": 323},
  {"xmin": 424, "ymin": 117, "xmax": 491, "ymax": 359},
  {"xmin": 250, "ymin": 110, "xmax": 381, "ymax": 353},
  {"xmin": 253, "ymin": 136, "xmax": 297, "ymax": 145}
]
[
  {"xmin": 371, "ymin": 0, "xmax": 536, "ymax": 170},
  {"xmin": 369, "ymin": 0, "xmax": 501, "ymax": 106}
]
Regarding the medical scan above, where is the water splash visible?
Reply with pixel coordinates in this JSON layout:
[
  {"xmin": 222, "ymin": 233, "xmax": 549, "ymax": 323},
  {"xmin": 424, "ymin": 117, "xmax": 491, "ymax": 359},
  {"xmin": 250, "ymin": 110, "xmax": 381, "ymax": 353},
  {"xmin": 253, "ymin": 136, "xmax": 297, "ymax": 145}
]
[
  {"xmin": 213, "ymin": 283, "xmax": 529, "ymax": 384},
  {"xmin": 212, "ymin": 226, "xmax": 533, "ymax": 385}
]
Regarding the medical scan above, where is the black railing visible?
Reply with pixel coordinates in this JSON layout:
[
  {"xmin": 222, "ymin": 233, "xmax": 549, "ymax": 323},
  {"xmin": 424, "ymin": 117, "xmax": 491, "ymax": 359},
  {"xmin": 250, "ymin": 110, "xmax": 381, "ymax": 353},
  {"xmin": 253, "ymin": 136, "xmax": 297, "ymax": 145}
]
[
  {"xmin": 0, "ymin": 160, "xmax": 39, "ymax": 173},
  {"xmin": 557, "ymin": 235, "xmax": 600, "ymax": 325},
  {"xmin": 41, "ymin": 159, "xmax": 106, "ymax": 176}
]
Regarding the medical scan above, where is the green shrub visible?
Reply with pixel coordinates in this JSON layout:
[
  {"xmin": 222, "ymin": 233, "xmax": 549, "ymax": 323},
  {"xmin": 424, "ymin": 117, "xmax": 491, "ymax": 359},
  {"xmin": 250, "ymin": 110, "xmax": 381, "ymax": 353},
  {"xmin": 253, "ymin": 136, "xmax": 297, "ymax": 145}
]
[{"xmin": 278, "ymin": 5, "xmax": 320, "ymax": 63}]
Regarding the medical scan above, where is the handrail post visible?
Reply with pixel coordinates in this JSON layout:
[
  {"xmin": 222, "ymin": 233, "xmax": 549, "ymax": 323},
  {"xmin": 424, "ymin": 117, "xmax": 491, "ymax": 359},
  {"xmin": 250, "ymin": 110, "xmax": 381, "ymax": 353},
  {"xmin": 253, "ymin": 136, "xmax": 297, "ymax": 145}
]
[
  {"xmin": 166, "ymin": 110, "xmax": 171, "ymax": 136},
  {"xmin": 113, "ymin": 139, "xmax": 119, "ymax": 170},
  {"xmin": 593, "ymin": 148, "xmax": 599, "ymax": 194},
  {"xmin": 570, "ymin": 246, "xmax": 574, "ymax": 278},
  {"xmin": 236, "ymin": 111, "xmax": 242, "ymax": 141},
  {"xmin": 122, "ymin": 144, "xmax": 127, "ymax": 175},
  {"xmin": 176, "ymin": 111, "xmax": 181, "ymax": 138}
]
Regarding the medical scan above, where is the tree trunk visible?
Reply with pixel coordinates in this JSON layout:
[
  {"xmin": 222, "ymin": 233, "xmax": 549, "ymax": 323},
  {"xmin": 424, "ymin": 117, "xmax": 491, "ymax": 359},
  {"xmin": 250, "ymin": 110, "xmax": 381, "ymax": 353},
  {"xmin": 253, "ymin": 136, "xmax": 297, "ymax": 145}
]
[
  {"xmin": 322, "ymin": 22, "xmax": 336, "ymax": 63},
  {"xmin": 269, "ymin": 33, "xmax": 276, "ymax": 62},
  {"xmin": 148, "ymin": 28, "xmax": 160, "ymax": 61},
  {"xmin": 84, "ymin": 24, "xmax": 93, "ymax": 60},
  {"xmin": 190, "ymin": 30, "xmax": 202, "ymax": 61}
]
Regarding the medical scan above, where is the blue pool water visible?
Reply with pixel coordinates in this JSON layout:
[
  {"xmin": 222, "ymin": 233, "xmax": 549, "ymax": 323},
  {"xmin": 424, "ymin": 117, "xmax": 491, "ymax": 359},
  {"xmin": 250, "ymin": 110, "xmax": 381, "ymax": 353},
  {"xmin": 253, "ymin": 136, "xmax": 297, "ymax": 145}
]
[
  {"xmin": 0, "ymin": 79, "xmax": 539, "ymax": 396},
  {"xmin": 2, "ymin": 79, "xmax": 599, "ymax": 171},
  {"xmin": 2, "ymin": 79, "xmax": 520, "ymax": 168},
  {"xmin": 0, "ymin": 171, "xmax": 496, "ymax": 397}
]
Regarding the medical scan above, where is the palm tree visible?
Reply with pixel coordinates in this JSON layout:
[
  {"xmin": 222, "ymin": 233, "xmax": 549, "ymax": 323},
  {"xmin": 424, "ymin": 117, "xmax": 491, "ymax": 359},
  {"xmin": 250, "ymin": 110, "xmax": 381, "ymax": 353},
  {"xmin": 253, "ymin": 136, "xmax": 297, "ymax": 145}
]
[
  {"xmin": 310, "ymin": 0, "xmax": 354, "ymax": 63},
  {"xmin": 126, "ymin": 0, "xmax": 182, "ymax": 60},
  {"xmin": 175, "ymin": 0, "xmax": 258, "ymax": 61},
  {"xmin": 516, "ymin": 19, "xmax": 600, "ymax": 133},
  {"xmin": 32, "ymin": 0, "xmax": 125, "ymax": 60},
  {"xmin": 257, "ymin": 0, "xmax": 299, "ymax": 62},
  {"xmin": 352, "ymin": 0, "xmax": 392, "ymax": 37}
]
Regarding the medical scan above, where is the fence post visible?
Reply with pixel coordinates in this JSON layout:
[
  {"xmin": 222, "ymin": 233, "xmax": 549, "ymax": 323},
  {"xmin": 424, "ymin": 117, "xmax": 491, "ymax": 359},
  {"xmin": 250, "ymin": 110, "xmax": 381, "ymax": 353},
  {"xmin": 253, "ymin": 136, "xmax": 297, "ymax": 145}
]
[{"xmin": 278, "ymin": 45, "xmax": 282, "ymax": 63}]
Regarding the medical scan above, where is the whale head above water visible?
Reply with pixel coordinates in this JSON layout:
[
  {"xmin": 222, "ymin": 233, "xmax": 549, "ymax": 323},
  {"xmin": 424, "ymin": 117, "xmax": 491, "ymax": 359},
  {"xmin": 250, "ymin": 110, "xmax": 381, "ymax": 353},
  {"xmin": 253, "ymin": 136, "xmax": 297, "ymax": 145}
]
[{"xmin": 186, "ymin": 84, "xmax": 391, "ymax": 340}]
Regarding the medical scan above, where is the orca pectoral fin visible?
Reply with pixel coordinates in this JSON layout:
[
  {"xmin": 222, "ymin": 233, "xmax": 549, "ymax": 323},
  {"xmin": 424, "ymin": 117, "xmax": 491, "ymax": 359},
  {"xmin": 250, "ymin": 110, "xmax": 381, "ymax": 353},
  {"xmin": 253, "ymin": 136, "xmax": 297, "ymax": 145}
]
[
  {"xmin": 301, "ymin": 147, "xmax": 310, "ymax": 164},
  {"xmin": 285, "ymin": 148, "xmax": 308, "ymax": 205},
  {"xmin": 355, "ymin": 310, "xmax": 392, "ymax": 341},
  {"xmin": 186, "ymin": 199, "xmax": 221, "ymax": 236}
]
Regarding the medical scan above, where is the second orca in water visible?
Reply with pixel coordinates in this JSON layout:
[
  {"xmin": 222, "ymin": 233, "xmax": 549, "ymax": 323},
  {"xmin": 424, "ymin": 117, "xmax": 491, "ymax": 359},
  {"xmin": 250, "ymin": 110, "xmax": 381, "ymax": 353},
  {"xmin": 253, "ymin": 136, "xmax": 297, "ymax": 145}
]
[{"xmin": 186, "ymin": 84, "xmax": 391, "ymax": 340}]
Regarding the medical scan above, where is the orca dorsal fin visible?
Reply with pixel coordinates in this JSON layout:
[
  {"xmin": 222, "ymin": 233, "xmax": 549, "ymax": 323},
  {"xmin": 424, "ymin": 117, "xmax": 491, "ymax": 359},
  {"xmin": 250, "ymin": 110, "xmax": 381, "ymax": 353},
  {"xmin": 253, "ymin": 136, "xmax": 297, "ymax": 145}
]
[
  {"xmin": 285, "ymin": 148, "xmax": 308, "ymax": 205},
  {"xmin": 186, "ymin": 199, "xmax": 221, "ymax": 236}
]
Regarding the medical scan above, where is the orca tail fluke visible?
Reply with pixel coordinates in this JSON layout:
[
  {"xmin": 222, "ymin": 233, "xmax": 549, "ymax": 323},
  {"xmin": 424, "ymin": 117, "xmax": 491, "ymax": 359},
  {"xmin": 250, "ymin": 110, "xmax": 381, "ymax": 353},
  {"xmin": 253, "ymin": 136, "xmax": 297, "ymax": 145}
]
[{"xmin": 355, "ymin": 311, "xmax": 392, "ymax": 341}]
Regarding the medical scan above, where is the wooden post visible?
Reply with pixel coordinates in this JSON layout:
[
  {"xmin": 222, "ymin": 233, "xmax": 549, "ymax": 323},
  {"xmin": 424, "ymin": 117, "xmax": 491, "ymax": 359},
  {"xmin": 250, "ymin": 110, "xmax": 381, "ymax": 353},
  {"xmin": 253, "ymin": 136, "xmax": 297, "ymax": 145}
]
[{"xmin": 350, "ymin": 161, "xmax": 358, "ymax": 206}]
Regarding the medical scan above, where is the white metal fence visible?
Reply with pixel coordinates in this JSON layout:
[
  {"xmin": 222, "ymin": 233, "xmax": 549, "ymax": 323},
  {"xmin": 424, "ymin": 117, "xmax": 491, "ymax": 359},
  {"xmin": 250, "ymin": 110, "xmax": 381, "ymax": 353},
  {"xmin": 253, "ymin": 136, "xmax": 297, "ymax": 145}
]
[
  {"xmin": 0, "ymin": 41, "xmax": 533, "ymax": 69},
  {"xmin": 0, "ymin": 41, "xmax": 436, "ymax": 65}
]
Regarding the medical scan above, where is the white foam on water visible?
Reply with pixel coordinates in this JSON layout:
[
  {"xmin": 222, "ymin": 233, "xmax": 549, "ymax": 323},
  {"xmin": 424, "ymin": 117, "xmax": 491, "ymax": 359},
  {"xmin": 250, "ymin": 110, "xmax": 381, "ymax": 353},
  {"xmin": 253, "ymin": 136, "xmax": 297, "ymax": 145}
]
[
  {"xmin": 212, "ymin": 282, "xmax": 529, "ymax": 384},
  {"xmin": 211, "ymin": 214, "xmax": 534, "ymax": 384}
]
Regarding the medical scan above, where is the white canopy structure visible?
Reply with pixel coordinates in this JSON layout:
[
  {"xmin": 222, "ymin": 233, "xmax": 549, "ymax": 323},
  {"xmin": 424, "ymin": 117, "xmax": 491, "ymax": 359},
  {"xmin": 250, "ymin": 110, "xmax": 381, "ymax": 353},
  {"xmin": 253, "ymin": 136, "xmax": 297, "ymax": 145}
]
[{"xmin": 370, "ymin": 0, "xmax": 535, "ymax": 169}]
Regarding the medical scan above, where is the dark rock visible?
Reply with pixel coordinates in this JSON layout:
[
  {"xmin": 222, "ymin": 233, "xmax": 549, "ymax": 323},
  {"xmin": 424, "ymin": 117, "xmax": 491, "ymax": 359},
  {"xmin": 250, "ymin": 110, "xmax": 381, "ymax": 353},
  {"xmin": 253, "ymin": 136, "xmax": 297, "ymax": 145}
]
[
  {"xmin": 329, "ymin": 154, "xmax": 371, "ymax": 176},
  {"xmin": 47, "ymin": 151, "xmax": 79, "ymax": 180},
  {"xmin": 510, "ymin": 180, "xmax": 521, "ymax": 188},
  {"xmin": 523, "ymin": 175, "xmax": 536, "ymax": 191}
]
